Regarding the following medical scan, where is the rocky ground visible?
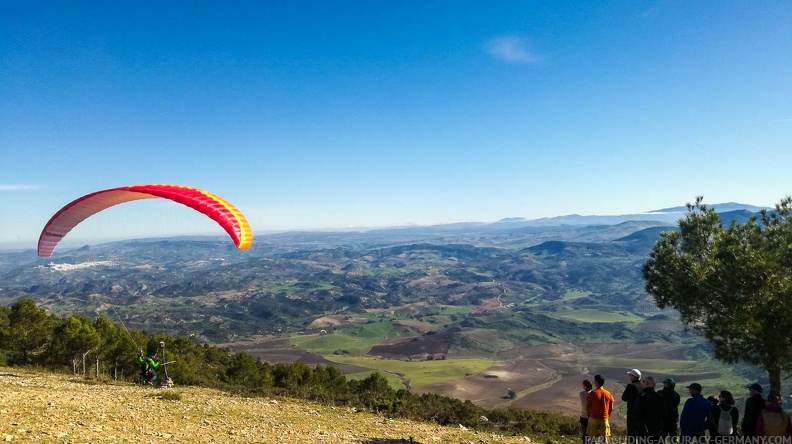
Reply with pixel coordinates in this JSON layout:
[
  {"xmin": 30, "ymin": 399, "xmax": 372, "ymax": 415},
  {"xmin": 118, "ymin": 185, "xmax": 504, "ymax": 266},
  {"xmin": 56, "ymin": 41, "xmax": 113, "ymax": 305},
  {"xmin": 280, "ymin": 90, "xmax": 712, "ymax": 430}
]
[{"xmin": 0, "ymin": 367, "xmax": 537, "ymax": 443}]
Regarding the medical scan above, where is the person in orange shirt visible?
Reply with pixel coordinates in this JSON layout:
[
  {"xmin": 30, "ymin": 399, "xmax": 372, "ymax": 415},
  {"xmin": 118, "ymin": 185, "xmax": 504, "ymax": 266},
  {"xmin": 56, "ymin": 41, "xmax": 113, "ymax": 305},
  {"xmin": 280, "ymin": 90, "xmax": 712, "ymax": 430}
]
[{"xmin": 586, "ymin": 374, "xmax": 616, "ymax": 444}]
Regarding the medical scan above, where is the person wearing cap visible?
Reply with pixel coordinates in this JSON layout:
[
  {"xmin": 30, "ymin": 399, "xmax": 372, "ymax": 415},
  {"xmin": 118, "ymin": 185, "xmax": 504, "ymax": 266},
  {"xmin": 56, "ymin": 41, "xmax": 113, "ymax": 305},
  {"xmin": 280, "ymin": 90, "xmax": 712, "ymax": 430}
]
[
  {"xmin": 756, "ymin": 394, "xmax": 792, "ymax": 437},
  {"xmin": 659, "ymin": 377, "xmax": 681, "ymax": 439},
  {"xmin": 623, "ymin": 369, "xmax": 644, "ymax": 438},
  {"xmin": 742, "ymin": 383, "xmax": 765, "ymax": 438},
  {"xmin": 586, "ymin": 374, "xmax": 615, "ymax": 444},
  {"xmin": 680, "ymin": 383, "xmax": 710, "ymax": 444}
]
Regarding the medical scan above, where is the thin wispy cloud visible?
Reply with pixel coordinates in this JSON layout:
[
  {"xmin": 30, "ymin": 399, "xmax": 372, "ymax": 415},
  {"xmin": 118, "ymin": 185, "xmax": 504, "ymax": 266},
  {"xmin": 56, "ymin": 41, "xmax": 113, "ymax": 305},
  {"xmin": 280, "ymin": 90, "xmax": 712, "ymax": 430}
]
[
  {"xmin": 0, "ymin": 184, "xmax": 39, "ymax": 191},
  {"xmin": 767, "ymin": 118, "xmax": 792, "ymax": 123},
  {"xmin": 486, "ymin": 36, "xmax": 540, "ymax": 64}
]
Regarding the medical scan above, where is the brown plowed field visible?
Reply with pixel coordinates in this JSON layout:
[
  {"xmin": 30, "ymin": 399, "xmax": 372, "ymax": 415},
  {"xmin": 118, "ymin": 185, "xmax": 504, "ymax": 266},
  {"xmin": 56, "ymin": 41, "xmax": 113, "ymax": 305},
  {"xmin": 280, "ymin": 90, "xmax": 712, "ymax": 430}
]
[
  {"xmin": 473, "ymin": 297, "xmax": 501, "ymax": 313},
  {"xmin": 369, "ymin": 332, "xmax": 450, "ymax": 358}
]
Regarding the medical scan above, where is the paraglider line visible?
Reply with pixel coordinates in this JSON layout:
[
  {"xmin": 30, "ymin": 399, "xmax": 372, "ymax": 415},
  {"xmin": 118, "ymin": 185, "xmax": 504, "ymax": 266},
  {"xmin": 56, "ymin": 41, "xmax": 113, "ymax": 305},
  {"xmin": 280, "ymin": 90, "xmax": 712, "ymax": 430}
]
[{"xmin": 110, "ymin": 305, "xmax": 138, "ymax": 349}]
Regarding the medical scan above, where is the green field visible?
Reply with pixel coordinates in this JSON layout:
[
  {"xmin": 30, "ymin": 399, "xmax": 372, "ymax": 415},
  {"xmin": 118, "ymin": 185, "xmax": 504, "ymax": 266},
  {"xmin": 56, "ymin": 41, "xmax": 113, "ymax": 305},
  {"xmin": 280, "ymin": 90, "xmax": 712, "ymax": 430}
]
[
  {"xmin": 689, "ymin": 374, "xmax": 752, "ymax": 396},
  {"xmin": 290, "ymin": 320, "xmax": 418, "ymax": 355},
  {"xmin": 290, "ymin": 333, "xmax": 382, "ymax": 355},
  {"xmin": 325, "ymin": 356, "xmax": 498, "ymax": 389},
  {"xmin": 548, "ymin": 309, "xmax": 644, "ymax": 323},
  {"xmin": 560, "ymin": 290, "xmax": 592, "ymax": 301}
]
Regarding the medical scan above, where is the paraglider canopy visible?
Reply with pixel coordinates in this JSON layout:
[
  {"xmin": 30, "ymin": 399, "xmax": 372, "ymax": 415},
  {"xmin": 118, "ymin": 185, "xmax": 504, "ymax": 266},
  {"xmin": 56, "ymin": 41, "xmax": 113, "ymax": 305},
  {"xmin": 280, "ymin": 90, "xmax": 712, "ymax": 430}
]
[{"xmin": 38, "ymin": 184, "xmax": 252, "ymax": 257}]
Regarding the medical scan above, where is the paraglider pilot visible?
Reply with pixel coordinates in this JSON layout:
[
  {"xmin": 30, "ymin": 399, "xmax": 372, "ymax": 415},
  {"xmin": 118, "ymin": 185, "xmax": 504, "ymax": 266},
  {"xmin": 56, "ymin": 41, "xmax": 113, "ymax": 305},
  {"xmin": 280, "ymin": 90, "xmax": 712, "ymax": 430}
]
[{"xmin": 138, "ymin": 350, "xmax": 160, "ymax": 385}]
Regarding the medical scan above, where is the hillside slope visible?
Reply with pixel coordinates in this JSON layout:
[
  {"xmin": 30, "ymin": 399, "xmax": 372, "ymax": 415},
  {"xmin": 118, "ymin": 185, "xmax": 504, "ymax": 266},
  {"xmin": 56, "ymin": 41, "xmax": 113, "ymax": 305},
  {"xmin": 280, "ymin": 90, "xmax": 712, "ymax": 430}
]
[{"xmin": 0, "ymin": 368, "xmax": 534, "ymax": 443}]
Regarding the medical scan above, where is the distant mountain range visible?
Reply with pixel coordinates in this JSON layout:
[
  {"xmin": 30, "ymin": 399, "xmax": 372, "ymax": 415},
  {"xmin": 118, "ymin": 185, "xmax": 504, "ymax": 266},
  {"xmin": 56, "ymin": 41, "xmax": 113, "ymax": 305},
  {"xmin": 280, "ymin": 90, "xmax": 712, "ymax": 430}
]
[
  {"xmin": 649, "ymin": 202, "xmax": 771, "ymax": 214},
  {"xmin": 0, "ymin": 202, "xmax": 767, "ymax": 252},
  {"xmin": 354, "ymin": 202, "xmax": 766, "ymax": 234}
]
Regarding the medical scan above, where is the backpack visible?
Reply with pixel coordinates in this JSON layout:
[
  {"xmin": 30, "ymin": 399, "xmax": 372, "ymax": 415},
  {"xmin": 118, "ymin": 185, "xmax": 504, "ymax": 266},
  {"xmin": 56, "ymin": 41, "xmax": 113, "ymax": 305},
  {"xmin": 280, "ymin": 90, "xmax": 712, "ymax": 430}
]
[
  {"xmin": 761, "ymin": 410, "xmax": 790, "ymax": 437},
  {"xmin": 718, "ymin": 406, "xmax": 734, "ymax": 435}
]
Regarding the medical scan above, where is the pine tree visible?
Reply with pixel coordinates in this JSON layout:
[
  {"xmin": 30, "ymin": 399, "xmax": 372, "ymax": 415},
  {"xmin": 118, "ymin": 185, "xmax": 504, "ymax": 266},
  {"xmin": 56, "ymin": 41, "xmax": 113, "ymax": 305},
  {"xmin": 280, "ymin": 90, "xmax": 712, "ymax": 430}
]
[{"xmin": 643, "ymin": 197, "xmax": 792, "ymax": 396}]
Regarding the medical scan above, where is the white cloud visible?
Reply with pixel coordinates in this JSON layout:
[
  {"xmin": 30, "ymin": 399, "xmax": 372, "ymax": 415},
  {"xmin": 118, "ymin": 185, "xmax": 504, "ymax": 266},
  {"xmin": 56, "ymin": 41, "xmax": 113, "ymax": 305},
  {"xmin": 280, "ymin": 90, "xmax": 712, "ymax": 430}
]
[
  {"xmin": 486, "ymin": 36, "xmax": 540, "ymax": 64},
  {"xmin": 0, "ymin": 184, "xmax": 39, "ymax": 191},
  {"xmin": 767, "ymin": 118, "xmax": 792, "ymax": 123}
]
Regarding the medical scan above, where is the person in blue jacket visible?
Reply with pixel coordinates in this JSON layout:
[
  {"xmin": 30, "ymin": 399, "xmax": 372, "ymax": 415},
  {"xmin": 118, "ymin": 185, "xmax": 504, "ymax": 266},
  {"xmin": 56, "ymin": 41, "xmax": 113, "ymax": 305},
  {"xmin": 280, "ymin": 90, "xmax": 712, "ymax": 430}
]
[{"xmin": 680, "ymin": 383, "xmax": 711, "ymax": 444}]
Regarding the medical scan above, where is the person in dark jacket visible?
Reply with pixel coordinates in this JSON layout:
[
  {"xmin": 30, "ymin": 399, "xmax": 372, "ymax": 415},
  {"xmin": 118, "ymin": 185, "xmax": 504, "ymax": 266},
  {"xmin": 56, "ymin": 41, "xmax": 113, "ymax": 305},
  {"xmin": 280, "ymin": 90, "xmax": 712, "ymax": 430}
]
[
  {"xmin": 637, "ymin": 377, "xmax": 666, "ymax": 442},
  {"xmin": 680, "ymin": 383, "xmax": 711, "ymax": 444},
  {"xmin": 709, "ymin": 390, "xmax": 739, "ymax": 441},
  {"xmin": 660, "ymin": 378, "xmax": 681, "ymax": 439},
  {"xmin": 706, "ymin": 396, "xmax": 719, "ymax": 441},
  {"xmin": 742, "ymin": 383, "xmax": 765, "ymax": 438},
  {"xmin": 580, "ymin": 379, "xmax": 593, "ymax": 444},
  {"xmin": 623, "ymin": 368, "xmax": 644, "ymax": 438}
]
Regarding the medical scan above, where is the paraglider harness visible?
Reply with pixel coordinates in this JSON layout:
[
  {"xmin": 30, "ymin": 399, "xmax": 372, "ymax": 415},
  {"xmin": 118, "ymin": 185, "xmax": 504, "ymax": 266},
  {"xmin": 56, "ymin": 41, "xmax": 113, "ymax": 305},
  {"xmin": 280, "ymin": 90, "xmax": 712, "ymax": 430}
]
[
  {"xmin": 138, "ymin": 341, "xmax": 175, "ymax": 387},
  {"xmin": 138, "ymin": 351, "xmax": 160, "ymax": 384}
]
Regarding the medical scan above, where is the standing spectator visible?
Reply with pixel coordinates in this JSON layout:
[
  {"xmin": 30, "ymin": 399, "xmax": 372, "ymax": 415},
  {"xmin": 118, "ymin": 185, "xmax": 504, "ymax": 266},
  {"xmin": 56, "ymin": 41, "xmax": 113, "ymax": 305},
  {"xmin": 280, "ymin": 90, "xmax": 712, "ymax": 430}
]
[
  {"xmin": 587, "ymin": 374, "xmax": 616, "ymax": 444},
  {"xmin": 709, "ymin": 390, "xmax": 739, "ymax": 440},
  {"xmin": 742, "ymin": 383, "xmax": 765, "ymax": 439},
  {"xmin": 756, "ymin": 394, "xmax": 792, "ymax": 437},
  {"xmin": 660, "ymin": 378, "xmax": 681, "ymax": 439},
  {"xmin": 706, "ymin": 396, "xmax": 719, "ymax": 441},
  {"xmin": 623, "ymin": 369, "xmax": 644, "ymax": 438},
  {"xmin": 637, "ymin": 376, "xmax": 666, "ymax": 442},
  {"xmin": 580, "ymin": 379, "xmax": 593, "ymax": 444},
  {"xmin": 680, "ymin": 383, "xmax": 711, "ymax": 444}
]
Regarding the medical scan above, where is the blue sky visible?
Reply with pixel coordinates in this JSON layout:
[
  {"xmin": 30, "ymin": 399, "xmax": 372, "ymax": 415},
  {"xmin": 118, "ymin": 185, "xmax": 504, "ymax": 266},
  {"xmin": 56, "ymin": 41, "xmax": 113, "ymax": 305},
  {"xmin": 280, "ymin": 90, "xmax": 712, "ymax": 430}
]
[{"xmin": 2, "ymin": 1, "xmax": 791, "ymax": 248}]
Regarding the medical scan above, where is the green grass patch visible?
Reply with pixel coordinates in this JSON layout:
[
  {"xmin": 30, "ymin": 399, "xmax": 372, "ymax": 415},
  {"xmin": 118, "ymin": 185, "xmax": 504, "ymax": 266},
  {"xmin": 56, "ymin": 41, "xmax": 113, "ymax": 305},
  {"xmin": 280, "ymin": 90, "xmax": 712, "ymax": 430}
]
[
  {"xmin": 290, "ymin": 333, "xmax": 382, "ymax": 356},
  {"xmin": 673, "ymin": 358, "xmax": 751, "ymax": 395},
  {"xmin": 291, "ymin": 321, "xmax": 417, "ymax": 355},
  {"xmin": 326, "ymin": 356, "xmax": 498, "ymax": 390},
  {"xmin": 460, "ymin": 329, "xmax": 514, "ymax": 350},
  {"xmin": 560, "ymin": 290, "xmax": 592, "ymax": 301},
  {"xmin": 438, "ymin": 306, "xmax": 474, "ymax": 316},
  {"xmin": 548, "ymin": 309, "xmax": 643, "ymax": 323}
]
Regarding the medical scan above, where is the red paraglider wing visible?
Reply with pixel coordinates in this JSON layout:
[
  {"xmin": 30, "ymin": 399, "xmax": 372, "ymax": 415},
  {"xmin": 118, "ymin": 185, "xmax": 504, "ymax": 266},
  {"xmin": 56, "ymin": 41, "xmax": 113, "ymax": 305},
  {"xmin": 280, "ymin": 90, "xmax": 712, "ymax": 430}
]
[{"xmin": 37, "ymin": 184, "xmax": 252, "ymax": 257}]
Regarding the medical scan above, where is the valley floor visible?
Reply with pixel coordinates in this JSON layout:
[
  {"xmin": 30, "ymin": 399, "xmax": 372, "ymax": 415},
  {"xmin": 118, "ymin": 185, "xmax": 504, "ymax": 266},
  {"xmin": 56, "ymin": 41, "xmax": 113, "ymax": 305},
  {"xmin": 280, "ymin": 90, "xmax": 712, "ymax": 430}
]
[{"xmin": 0, "ymin": 367, "xmax": 534, "ymax": 443}]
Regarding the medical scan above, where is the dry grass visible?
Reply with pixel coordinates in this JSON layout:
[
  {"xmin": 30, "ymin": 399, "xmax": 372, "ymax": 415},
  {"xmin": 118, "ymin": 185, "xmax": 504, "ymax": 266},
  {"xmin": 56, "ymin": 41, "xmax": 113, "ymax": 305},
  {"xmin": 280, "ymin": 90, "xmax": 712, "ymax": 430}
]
[{"xmin": 0, "ymin": 367, "xmax": 536, "ymax": 443}]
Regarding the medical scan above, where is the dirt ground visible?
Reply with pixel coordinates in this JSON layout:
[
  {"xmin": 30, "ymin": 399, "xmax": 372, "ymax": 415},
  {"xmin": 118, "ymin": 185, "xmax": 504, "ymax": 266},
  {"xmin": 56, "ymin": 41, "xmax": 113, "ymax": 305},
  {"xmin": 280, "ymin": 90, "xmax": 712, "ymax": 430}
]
[{"xmin": 0, "ymin": 368, "xmax": 539, "ymax": 443}]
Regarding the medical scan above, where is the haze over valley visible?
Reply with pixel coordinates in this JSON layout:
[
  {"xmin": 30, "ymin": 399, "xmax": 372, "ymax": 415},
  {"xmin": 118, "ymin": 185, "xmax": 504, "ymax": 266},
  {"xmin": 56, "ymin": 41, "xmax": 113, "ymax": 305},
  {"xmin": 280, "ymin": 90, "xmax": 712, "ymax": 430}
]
[{"xmin": 0, "ymin": 203, "xmax": 769, "ymax": 420}]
